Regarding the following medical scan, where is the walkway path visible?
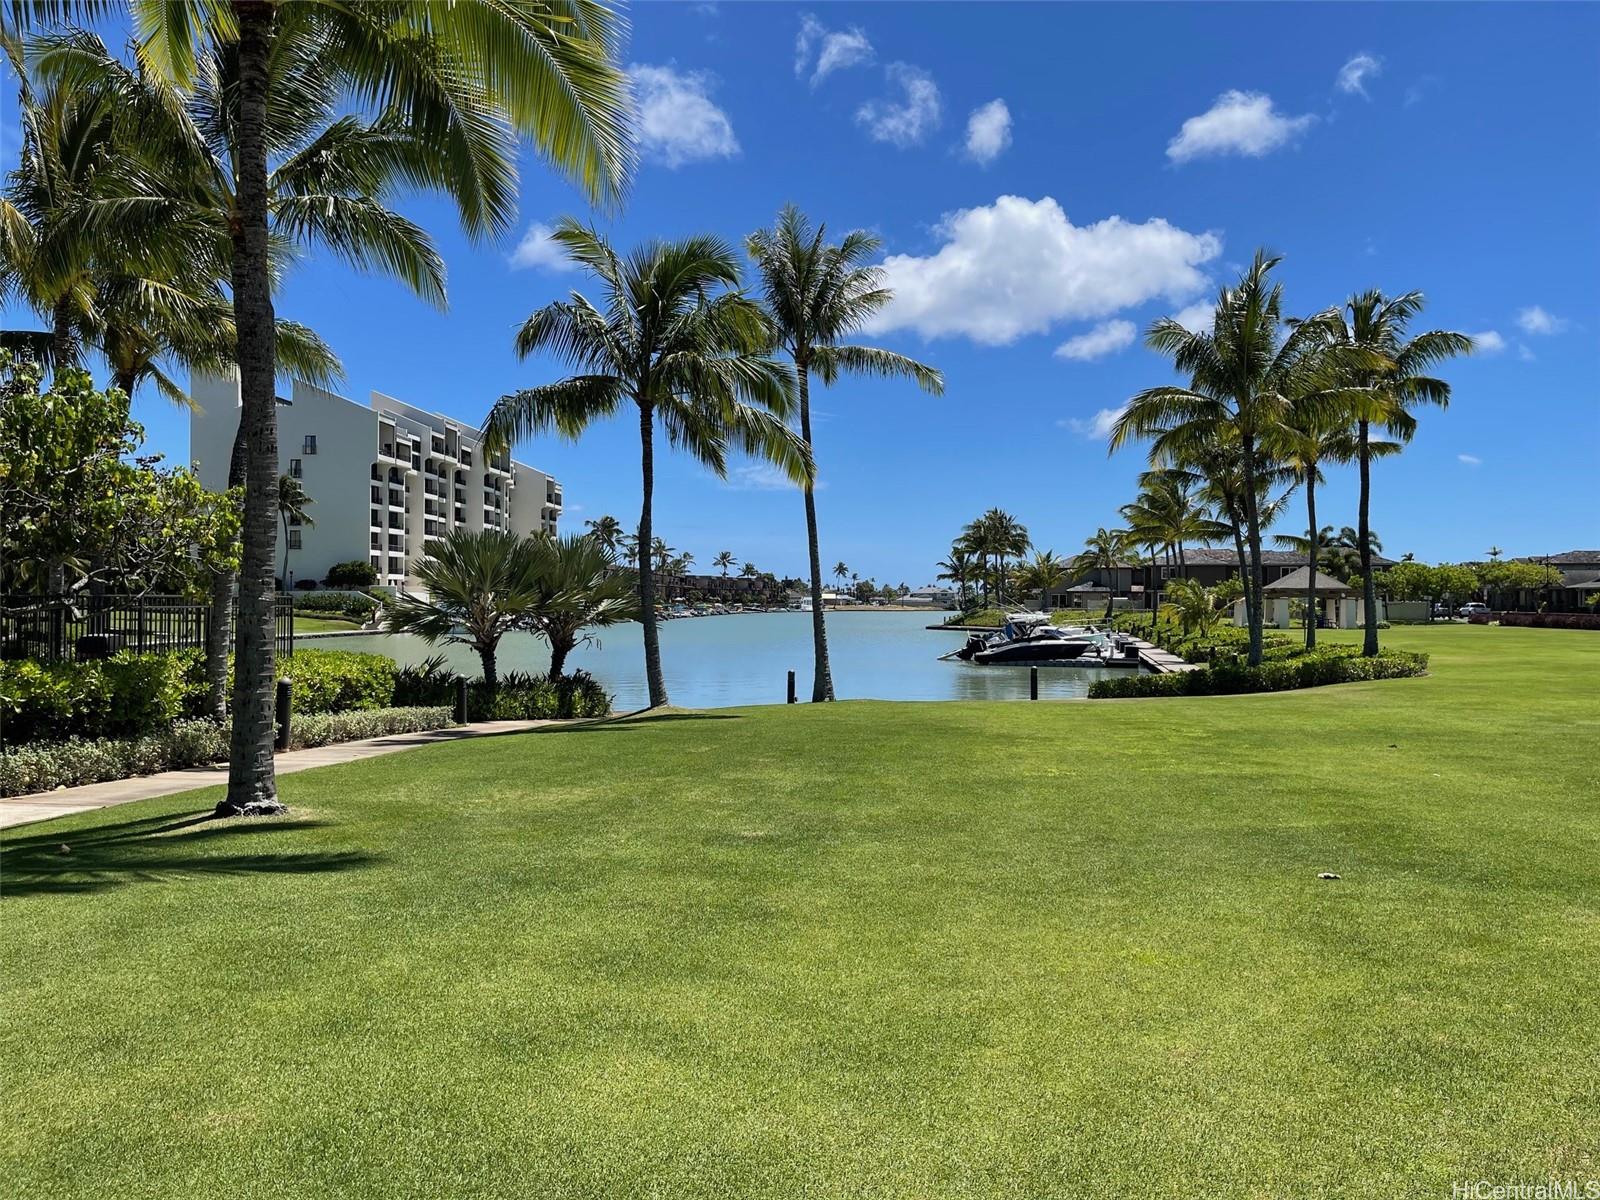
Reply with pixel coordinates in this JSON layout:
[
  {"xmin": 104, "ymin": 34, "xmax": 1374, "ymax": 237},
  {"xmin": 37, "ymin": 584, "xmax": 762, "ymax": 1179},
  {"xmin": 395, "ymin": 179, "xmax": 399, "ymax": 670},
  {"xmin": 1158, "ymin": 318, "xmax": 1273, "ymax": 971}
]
[{"xmin": 0, "ymin": 719, "xmax": 563, "ymax": 831}]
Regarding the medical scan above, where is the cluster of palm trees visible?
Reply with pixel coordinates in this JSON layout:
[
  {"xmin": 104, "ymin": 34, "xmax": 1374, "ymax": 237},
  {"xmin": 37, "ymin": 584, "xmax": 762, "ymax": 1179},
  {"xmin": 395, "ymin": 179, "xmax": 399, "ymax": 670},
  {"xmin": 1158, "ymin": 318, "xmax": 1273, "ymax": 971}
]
[
  {"xmin": 484, "ymin": 206, "xmax": 942, "ymax": 707},
  {"xmin": 584, "ymin": 517, "xmax": 770, "ymax": 583},
  {"xmin": 3, "ymin": 2, "xmax": 633, "ymax": 815},
  {"xmin": 939, "ymin": 509, "xmax": 1031, "ymax": 608},
  {"xmin": 1111, "ymin": 251, "xmax": 1471, "ymax": 664}
]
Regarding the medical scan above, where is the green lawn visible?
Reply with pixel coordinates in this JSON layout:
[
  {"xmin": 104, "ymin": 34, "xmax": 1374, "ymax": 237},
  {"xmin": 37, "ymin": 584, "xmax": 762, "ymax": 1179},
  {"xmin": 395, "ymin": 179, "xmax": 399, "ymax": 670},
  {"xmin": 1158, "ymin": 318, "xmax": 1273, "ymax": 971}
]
[
  {"xmin": 292, "ymin": 613, "xmax": 364, "ymax": 635},
  {"xmin": 3, "ymin": 625, "xmax": 1597, "ymax": 1198}
]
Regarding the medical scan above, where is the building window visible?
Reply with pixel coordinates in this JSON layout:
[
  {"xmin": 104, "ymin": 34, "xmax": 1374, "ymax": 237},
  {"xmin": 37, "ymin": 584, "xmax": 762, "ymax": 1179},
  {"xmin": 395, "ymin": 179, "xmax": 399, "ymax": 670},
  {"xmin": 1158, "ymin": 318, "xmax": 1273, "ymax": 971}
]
[
  {"xmin": 303, "ymin": 435, "xmax": 317, "ymax": 455},
  {"xmin": 287, "ymin": 529, "xmax": 302, "ymax": 549},
  {"xmin": 289, "ymin": 458, "xmax": 302, "ymax": 478}
]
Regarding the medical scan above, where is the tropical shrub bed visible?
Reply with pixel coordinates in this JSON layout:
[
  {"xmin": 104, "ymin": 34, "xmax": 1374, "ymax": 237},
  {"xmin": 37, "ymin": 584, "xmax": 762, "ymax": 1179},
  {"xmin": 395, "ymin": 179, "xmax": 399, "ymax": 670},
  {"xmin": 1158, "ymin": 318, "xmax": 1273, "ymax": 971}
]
[
  {"xmin": 0, "ymin": 707, "xmax": 456, "ymax": 798},
  {"xmin": 1476, "ymin": 612, "xmax": 1600, "ymax": 630},
  {"xmin": 1088, "ymin": 647, "xmax": 1428, "ymax": 699},
  {"xmin": 394, "ymin": 658, "xmax": 611, "ymax": 720},
  {"xmin": 0, "ymin": 652, "xmax": 193, "ymax": 744},
  {"xmin": 284, "ymin": 650, "xmax": 396, "ymax": 715},
  {"xmin": 291, "ymin": 590, "xmax": 380, "ymax": 620},
  {"xmin": 1108, "ymin": 612, "xmax": 1297, "ymax": 664}
]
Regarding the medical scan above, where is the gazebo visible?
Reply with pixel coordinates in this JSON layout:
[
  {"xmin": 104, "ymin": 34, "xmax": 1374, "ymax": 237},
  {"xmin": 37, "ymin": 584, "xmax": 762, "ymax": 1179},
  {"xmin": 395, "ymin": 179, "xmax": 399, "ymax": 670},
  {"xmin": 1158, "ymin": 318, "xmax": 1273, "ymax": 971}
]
[{"xmin": 1231, "ymin": 566, "xmax": 1382, "ymax": 630}]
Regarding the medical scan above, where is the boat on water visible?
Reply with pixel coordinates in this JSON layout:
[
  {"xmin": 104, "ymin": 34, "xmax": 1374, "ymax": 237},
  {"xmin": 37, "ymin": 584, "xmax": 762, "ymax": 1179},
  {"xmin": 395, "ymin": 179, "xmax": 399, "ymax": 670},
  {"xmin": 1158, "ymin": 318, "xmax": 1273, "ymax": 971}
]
[{"xmin": 946, "ymin": 613, "xmax": 1141, "ymax": 667}]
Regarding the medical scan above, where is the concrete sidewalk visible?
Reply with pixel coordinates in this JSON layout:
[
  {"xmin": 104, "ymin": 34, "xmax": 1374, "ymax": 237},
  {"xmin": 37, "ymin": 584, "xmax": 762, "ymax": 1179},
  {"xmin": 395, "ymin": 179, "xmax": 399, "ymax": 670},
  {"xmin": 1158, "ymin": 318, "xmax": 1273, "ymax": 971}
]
[{"xmin": 0, "ymin": 719, "xmax": 562, "ymax": 831}]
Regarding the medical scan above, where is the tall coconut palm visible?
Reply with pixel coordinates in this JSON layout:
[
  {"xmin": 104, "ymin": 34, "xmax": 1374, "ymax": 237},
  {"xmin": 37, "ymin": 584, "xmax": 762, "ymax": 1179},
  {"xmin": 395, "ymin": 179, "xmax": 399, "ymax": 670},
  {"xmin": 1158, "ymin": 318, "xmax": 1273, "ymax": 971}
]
[
  {"xmin": 935, "ymin": 549, "xmax": 977, "ymax": 609},
  {"xmin": 524, "ymin": 533, "xmax": 638, "ymax": 680},
  {"xmin": 740, "ymin": 562, "xmax": 759, "ymax": 580},
  {"xmin": 1019, "ymin": 548, "xmax": 1070, "ymax": 612},
  {"xmin": 747, "ymin": 205, "xmax": 942, "ymax": 702},
  {"xmin": 484, "ymin": 223, "xmax": 809, "ymax": 708},
  {"xmin": 833, "ymin": 561, "xmax": 849, "ymax": 587},
  {"xmin": 1072, "ymin": 527, "xmax": 1129, "ymax": 621},
  {"xmin": 583, "ymin": 514, "xmax": 623, "ymax": 552},
  {"xmin": 18, "ymin": 1, "xmax": 632, "ymax": 815},
  {"xmin": 276, "ymin": 472, "xmax": 313, "ymax": 586},
  {"xmin": 1326, "ymin": 291, "xmax": 1472, "ymax": 654},
  {"xmin": 713, "ymin": 550, "xmax": 735, "ymax": 576},
  {"xmin": 1112, "ymin": 252, "xmax": 1341, "ymax": 665}
]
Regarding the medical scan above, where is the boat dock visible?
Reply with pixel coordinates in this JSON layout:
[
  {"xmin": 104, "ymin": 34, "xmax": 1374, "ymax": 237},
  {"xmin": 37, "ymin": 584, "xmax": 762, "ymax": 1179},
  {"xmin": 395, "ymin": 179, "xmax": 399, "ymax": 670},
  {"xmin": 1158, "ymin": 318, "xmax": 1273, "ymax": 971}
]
[{"xmin": 1121, "ymin": 637, "xmax": 1203, "ymax": 674}]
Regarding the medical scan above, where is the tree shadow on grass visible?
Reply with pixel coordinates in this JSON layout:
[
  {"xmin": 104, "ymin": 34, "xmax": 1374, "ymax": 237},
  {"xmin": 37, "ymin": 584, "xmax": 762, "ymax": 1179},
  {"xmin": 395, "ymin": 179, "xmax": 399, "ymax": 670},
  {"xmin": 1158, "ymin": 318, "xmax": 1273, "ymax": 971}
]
[{"xmin": 0, "ymin": 808, "xmax": 379, "ymax": 899}]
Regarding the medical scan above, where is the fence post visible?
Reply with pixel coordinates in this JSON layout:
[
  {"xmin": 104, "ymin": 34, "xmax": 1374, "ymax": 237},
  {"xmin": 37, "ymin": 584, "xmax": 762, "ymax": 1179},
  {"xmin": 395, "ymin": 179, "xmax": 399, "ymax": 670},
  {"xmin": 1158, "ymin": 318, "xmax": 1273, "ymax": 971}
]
[
  {"xmin": 786, "ymin": 670, "xmax": 796, "ymax": 704},
  {"xmin": 274, "ymin": 677, "xmax": 293, "ymax": 751},
  {"xmin": 1030, "ymin": 667, "xmax": 1039, "ymax": 701},
  {"xmin": 136, "ymin": 598, "xmax": 147, "ymax": 654},
  {"xmin": 455, "ymin": 677, "xmax": 469, "ymax": 724}
]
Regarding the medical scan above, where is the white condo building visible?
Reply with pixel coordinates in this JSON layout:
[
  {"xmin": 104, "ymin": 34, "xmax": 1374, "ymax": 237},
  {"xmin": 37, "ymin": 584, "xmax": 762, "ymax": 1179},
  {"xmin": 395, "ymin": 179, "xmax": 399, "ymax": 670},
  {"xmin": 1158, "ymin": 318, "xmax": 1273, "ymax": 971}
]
[{"xmin": 190, "ymin": 372, "xmax": 562, "ymax": 591}]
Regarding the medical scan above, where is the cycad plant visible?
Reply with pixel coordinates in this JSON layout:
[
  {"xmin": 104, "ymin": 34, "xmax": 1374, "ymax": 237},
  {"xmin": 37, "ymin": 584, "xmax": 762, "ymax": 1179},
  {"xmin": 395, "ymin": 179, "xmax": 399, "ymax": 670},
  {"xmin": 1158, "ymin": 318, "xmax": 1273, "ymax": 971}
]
[
  {"xmin": 524, "ymin": 533, "xmax": 638, "ymax": 680},
  {"xmin": 747, "ymin": 205, "xmax": 942, "ymax": 701},
  {"xmin": 484, "ymin": 222, "xmax": 810, "ymax": 708}
]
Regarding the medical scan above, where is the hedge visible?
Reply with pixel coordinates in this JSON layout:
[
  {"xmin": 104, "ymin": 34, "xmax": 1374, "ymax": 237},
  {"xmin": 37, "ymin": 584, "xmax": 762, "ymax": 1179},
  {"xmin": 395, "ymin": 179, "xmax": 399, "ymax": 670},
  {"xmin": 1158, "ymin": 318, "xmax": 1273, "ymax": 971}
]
[
  {"xmin": 281, "ymin": 650, "xmax": 396, "ymax": 715},
  {"xmin": 0, "ymin": 707, "xmax": 455, "ymax": 797},
  {"xmin": 1476, "ymin": 611, "xmax": 1600, "ymax": 630},
  {"xmin": 393, "ymin": 660, "xmax": 612, "ymax": 720},
  {"xmin": 1088, "ymin": 648, "xmax": 1428, "ymax": 699},
  {"xmin": 292, "ymin": 591, "xmax": 379, "ymax": 619},
  {"xmin": 0, "ymin": 652, "xmax": 191, "ymax": 744}
]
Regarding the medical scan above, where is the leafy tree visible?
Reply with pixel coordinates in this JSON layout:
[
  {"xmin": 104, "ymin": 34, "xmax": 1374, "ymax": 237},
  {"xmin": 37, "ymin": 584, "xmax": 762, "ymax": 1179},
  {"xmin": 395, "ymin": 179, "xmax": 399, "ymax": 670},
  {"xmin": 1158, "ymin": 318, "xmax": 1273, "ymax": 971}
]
[
  {"xmin": 384, "ymin": 530, "xmax": 543, "ymax": 694},
  {"xmin": 747, "ymin": 205, "xmax": 942, "ymax": 701},
  {"xmin": 484, "ymin": 223, "xmax": 809, "ymax": 708},
  {"xmin": 523, "ymin": 533, "xmax": 637, "ymax": 679}
]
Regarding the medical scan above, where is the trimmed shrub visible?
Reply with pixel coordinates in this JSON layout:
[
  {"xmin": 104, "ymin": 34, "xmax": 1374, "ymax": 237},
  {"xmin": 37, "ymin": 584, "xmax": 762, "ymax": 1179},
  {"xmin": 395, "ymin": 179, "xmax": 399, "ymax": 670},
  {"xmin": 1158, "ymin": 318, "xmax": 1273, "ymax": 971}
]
[
  {"xmin": 286, "ymin": 649, "xmax": 396, "ymax": 715},
  {"xmin": 324, "ymin": 559, "xmax": 379, "ymax": 588},
  {"xmin": 0, "ymin": 708, "xmax": 456, "ymax": 796},
  {"xmin": 0, "ymin": 651, "xmax": 189, "ymax": 743},
  {"xmin": 1089, "ymin": 648, "xmax": 1428, "ymax": 699},
  {"xmin": 392, "ymin": 655, "xmax": 458, "ymax": 707},
  {"xmin": 293, "ymin": 578, "xmax": 320, "ymax": 591},
  {"xmin": 1493, "ymin": 611, "xmax": 1600, "ymax": 631},
  {"xmin": 293, "ymin": 590, "xmax": 379, "ymax": 619},
  {"xmin": 470, "ymin": 670, "xmax": 611, "ymax": 720}
]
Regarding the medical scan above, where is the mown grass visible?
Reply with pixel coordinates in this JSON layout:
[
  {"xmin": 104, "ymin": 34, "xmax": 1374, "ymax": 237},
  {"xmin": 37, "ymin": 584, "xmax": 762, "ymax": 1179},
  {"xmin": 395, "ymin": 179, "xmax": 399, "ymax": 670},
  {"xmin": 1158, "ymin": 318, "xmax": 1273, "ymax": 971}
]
[
  {"xmin": 2, "ymin": 625, "xmax": 1597, "ymax": 1198},
  {"xmin": 293, "ymin": 613, "xmax": 364, "ymax": 635}
]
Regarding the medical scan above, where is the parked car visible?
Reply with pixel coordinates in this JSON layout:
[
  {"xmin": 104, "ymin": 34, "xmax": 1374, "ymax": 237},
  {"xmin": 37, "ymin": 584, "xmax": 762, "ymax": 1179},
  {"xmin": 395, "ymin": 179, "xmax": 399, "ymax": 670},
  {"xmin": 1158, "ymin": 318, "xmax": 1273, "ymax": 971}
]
[{"xmin": 1458, "ymin": 602, "xmax": 1490, "ymax": 617}]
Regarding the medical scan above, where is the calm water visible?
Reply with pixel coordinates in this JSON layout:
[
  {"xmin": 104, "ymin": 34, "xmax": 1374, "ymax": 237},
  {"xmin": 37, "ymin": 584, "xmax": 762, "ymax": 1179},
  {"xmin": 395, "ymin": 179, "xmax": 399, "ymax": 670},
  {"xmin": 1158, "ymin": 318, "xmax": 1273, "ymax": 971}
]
[{"xmin": 324, "ymin": 611, "xmax": 1136, "ymax": 709}]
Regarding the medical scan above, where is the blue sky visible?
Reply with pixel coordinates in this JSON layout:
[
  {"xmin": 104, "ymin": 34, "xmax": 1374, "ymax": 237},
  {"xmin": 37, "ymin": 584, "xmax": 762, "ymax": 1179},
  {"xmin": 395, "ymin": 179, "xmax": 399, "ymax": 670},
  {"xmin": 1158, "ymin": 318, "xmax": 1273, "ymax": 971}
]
[{"xmin": 4, "ymin": 2, "xmax": 1597, "ymax": 584}]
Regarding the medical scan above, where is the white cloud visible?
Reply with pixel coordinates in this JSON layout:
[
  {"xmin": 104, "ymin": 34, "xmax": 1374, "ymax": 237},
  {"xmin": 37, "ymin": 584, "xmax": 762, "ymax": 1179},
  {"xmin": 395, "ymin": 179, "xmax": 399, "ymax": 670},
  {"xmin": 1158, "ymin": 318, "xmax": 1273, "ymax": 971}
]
[
  {"xmin": 1470, "ymin": 330, "xmax": 1506, "ymax": 354},
  {"xmin": 856, "ymin": 63, "xmax": 942, "ymax": 147},
  {"xmin": 1458, "ymin": 453, "xmax": 1482, "ymax": 466},
  {"xmin": 865, "ymin": 195, "xmax": 1221, "ymax": 345},
  {"xmin": 1166, "ymin": 90, "xmax": 1316, "ymax": 163},
  {"xmin": 1171, "ymin": 301, "xmax": 1215, "ymax": 334},
  {"xmin": 1336, "ymin": 53, "xmax": 1382, "ymax": 98},
  {"xmin": 727, "ymin": 463, "xmax": 819, "ymax": 491},
  {"xmin": 1055, "ymin": 319, "xmax": 1137, "ymax": 362},
  {"xmin": 1517, "ymin": 305, "xmax": 1569, "ymax": 336},
  {"xmin": 964, "ymin": 99, "xmax": 1012, "ymax": 165},
  {"xmin": 795, "ymin": 14, "xmax": 874, "ymax": 86},
  {"xmin": 630, "ymin": 64, "xmax": 739, "ymax": 167},
  {"xmin": 508, "ymin": 222, "xmax": 577, "ymax": 272},
  {"xmin": 1060, "ymin": 404, "xmax": 1129, "ymax": 441}
]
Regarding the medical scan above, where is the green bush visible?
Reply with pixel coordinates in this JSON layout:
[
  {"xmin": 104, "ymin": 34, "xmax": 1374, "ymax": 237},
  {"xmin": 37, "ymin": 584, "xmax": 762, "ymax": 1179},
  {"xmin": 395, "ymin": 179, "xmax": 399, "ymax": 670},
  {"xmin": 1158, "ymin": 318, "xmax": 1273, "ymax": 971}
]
[
  {"xmin": 286, "ymin": 649, "xmax": 396, "ymax": 715},
  {"xmin": 1088, "ymin": 648, "xmax": 1429, "ymax": 699},
  {"xmin": 288, "ymin": 706, "xmax": 454, "ymax": 750},
  {"xmin": 293, "ymin": 591, "xmax": 379, "ymax": 618},
  {"xmin": 392, "ymin": 654, "xmax": 458, "ymax": 707},
  {"xmin": 0, "ymin": 707, "xmax": 457, "ymax": 797},
  {"xmin": 0, "ymin": 651, "xmax": 189, "ymax": 743},
  {"xmin": 470, "ymin": 670, "xmax": 611, "ymax": 720},
  {"xmin": 324, "ymin": 559, "xmax": 379, "ymax": 588}
]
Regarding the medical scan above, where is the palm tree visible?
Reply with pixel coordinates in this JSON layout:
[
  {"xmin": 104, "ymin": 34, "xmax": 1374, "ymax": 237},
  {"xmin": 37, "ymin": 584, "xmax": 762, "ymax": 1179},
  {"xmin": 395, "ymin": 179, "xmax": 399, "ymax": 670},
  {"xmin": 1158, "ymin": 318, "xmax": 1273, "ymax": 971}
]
[
  {"xmin": 523, "ymin": 533, "xmax": 638, "ymax": 680},
  {"xmin": 384, "ymin": 529, "xmax": 543, "ymax": 695},
  {"xmin": 741, "ymin": 562, "xmax": 759, "ymax": 579},
  {"xmin": 276, "ymin": 473, "xmax": 314, "ymax": 586},
  {"xmin": 1160, "ymin": 577, "xmax": 1226, "ymax": 636},
  {"xmin": 18, "ymin": 2, "xmax": 632, "ymax": 816},
  {"xmin": 713, "ymin": 550, "xmax": 735, "ymax": 576},
  {"xmin": 1113, "ymin": 252, "xmax": 1341, "ymax": 665},
  {"xmin": 747, "ymin": 205, "xmax": 942, "ymax": 701},
  {"xmin": 959, "ymin": 509, "xmax": 1030, "ymax": 606},
  {"xmin": 935, "ymin": 549, "xmax": 977, "ymax": 609},
  {"xmin": 583, "ymin": 514, "xmax": 623, "ymax": 552},
  {"xmin": 833, "ymin": 561, "xmax": 849, "ymax": 588},
  {"xmin": 1018, "ymin": 548, "xmax": 1070, "ymax": 613},
  {"xmin": 1327, "ymin": 290, "xmax": 1472, "ymax": 654},
  {"xmin": 483, "ymin": 223, "xmax": 809, "ymax": 708},
  {"xmin": 1072, "ymin": 527, "xmax": 1129, "ymax": 621},
  {"xmin": 651, "ymin": 538, "xmax": 673, "ymax": 574}
]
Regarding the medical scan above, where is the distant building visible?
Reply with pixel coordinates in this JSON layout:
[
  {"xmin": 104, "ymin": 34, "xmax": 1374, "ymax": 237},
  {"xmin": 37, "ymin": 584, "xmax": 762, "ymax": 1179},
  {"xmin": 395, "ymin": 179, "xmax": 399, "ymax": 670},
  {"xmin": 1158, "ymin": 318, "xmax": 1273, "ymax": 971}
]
[
  {"xmin": 902, "ymin": 585, "xmax": 956, "ymax": 608},
  {"xmin": 190, "ymin": 372, "xmax": 562, "ymax": 591},
  {"xmin": 1045, "ymin": 548, "xmax": 1398, "ymax": 611},
  {"xmin": 1505, "ymin": 550, "xmax": 1600, "ymax": 611}
]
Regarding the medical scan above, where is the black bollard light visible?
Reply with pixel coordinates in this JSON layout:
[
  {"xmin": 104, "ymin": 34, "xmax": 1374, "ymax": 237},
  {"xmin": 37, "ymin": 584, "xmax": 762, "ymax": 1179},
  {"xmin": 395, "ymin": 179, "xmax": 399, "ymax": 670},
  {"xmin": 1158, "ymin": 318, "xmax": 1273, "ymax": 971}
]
[
  {"xmin": 1030, "ymin": 666, "xmax": 1039, "ymax": 700},
  {"xmin": 786, "ymin": 670, "xmax": 797, "ymax": 704},
  {"xmin": 455, "ymin": 677, "xmax": 469, "ymax": 724},
  {"xmin": 274, "ymin": 677, "xmax": 293, "ymax": 750}
]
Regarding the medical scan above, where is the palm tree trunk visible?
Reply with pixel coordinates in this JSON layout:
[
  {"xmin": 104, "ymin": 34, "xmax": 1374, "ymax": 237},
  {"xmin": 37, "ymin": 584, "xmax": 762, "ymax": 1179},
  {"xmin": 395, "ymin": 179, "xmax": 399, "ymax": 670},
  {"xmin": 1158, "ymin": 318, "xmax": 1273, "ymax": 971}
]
[
  {"xmin": 220, "ymin": 0, "xmax": 285, "ymax": 818},
  {"xmin": 1304, "ymin": 474, "xmax": 1319, "ymax": 649},
  {"xmin": 50, "ymin": 299, "xmax": 79, "ymax": 374},
  {"xmin": 637, "ymin": 401, "xmax": 667, "ymax": 707},
  {"xmin": 1358, "ymin": 420, "xmax": 1379, "ymax": 657},
  {"xmin": 548, "ymin": 637, "xmax": 570, "ymax": 681},
  {"xmin": 205, "ymin": 422, "xmax": 249, "ymax": 725},
  {"xmin": 1238, "ymin": 433, "xmax": 1266, "ymax": 667},
  {"xmin": 797, "ymin": 365, "xmax": 834, "ymax": 702},
  {"xmin": 478, "ymin": 643, "xmax": 498, "ymax": 696},
  {"xmin": 280, "ymin": 513, "xmax": 289, "ymax": 587},
  {"xmin": 113, "ymin": 369, "xmax": 136, "ymax": 398}
]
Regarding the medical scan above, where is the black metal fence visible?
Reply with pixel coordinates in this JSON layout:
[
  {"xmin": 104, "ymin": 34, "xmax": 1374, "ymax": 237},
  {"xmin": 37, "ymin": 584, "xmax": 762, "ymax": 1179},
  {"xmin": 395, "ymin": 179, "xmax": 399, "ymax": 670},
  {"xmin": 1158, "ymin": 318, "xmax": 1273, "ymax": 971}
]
[{"xmin": 0, "ymin": 594, "xmax": 294, "ymax": 664}]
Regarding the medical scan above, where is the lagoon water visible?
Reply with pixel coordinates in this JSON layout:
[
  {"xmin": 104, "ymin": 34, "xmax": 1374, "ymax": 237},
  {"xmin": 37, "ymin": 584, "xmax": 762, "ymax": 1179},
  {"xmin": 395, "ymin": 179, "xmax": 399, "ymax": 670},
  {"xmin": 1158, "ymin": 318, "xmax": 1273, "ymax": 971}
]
[{"xmin": 327, "ymin": 610, "xmax": 1131, "ymax": 710}]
